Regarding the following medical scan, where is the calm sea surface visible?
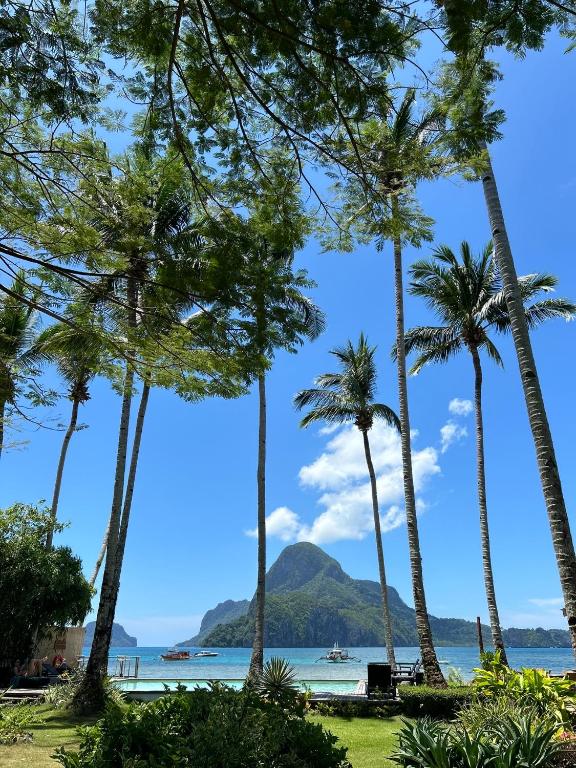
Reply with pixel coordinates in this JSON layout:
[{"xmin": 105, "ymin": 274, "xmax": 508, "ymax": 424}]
[{"xmin": 85, "ymin": 646, "xmax": 576, "ymax": 692}]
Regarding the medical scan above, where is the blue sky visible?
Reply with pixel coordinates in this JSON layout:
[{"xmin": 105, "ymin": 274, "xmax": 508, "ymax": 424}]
[{"xmin": 2, "ymin": 33, "xmax": 575, "ymax": 646}]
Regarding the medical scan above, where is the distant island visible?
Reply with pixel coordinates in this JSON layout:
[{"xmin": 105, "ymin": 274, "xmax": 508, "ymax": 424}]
[
  {"xmin": 84, "ymin": 621, "xmax": 137, "ymax": 647},
  {"xmin": 178, "ymin": 542, "xmax": 570, "ymax": 649}
]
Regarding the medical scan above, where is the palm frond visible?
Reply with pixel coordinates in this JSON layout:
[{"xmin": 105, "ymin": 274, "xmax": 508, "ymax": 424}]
[{"xmin": 372, "ymin": 403, "xmax": 401, "ymax": 432}]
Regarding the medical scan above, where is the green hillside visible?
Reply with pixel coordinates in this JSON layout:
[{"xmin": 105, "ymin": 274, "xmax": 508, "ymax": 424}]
[{"xmin": 182, "ymin": 543, "xmax": 570, "ymax": 648}]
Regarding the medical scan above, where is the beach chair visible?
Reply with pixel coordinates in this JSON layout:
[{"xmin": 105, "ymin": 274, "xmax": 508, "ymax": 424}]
[
  {"xmin": 392, "ymin": 659, "xmax": 422, "ymax": 686},
  {"xmin": 367, "ymin": 662, "xmax": 393, "ymax": 699}
]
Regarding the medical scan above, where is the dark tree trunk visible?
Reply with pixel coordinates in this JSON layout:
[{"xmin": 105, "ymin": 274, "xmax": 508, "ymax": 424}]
[
  {"xmin": 249, "ymin": 373, "xmax": 267, "ymax": 677},
  {"xmin": 481, "ymin": 145, "xmax": 576, "ymax": 658},
  {"xmin": 46, "ymin": 397, "xmax": 80, "ymax": 550},
  {"xmin": 470, "ymin": 346, "xmax": 507, "ymax": 663},
  {"xmin": 362, "ymin": 429, "xmax": 396, "ymax": 667},
  {"xmin": 392, "ymin": 220, "xmax": 446, "ymax": 687}
]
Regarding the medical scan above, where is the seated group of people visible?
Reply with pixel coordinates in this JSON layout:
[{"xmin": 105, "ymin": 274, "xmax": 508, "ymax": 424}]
[{"xmin": 11, "ymin": 655, "xmax": 70, "ymax": 686}]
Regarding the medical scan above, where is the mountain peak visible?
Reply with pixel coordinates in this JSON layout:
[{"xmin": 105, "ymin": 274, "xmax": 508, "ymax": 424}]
[{"xmin": 266, "ymin": 541, "xmax": 348, "ymax": 594}]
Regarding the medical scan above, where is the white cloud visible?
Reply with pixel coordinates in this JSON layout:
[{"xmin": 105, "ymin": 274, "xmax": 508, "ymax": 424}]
[
  {"xmin": 449, "ymin": 398, "xmax": 473, "ymax": 417},
  {"xmin": 250, "ymin": 422, "xmax": 440, "ymax": 546},
  {"xmin": 245, "ymin": 507, "xmax": 301, "ymax": 542},
  {"xmin": 440, "ymin": 421, "xmax": 468, "ymax": 453},
  {"xmin": 318, "ymin": 424, "xmax": 342, "ymax": 436},
  {"xmin": 528, "ymin": 597, "xmax": 564, "ymax": 608}
]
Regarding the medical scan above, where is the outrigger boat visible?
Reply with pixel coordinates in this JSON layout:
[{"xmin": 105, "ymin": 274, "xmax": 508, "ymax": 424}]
[
  {"xmin": 193, "ymin": 651, "xmax": 219, "ymax": 657},
  {"xmin": 161, "ymin": 649, "xmax": 191, "ymax": 661},
  {"xmin": 315, "ymin": 643, "xmax": 361, "ymax": 663}
]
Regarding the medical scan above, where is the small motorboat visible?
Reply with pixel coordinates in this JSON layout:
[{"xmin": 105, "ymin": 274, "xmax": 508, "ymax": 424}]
[
  {"xmin": 193, "ymin": 651, "xmax": 219, "ymax": 657},
  {"xmin": 316, "ymin": 643, "xmax": 360, "ymax": 663},
  {"xmin": 161, "ymin": 649, "xmax": 191, "ymax": 661}
]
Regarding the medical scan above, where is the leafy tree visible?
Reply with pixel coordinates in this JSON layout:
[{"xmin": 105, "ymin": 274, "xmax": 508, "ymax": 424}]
[
  {"xmin": 0, "ymin": 270, "xmax": 48, "ymax": 458},
  {"xmin": 433, "ymin": 47, "xmax": 576, "ymax": 658},
  {"xmin": 295, "ymin": 334, "xmax": 400, "ymax": 667},
  {"xmin": 0, "ymin": 502, "xmax": 91, "ymax": 679},
  {"xmin": 403, "ymin": 243, "xmax": 576, "ymax": 664}
]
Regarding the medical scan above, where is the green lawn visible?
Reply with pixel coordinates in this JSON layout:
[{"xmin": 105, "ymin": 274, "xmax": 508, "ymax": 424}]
[
  {"xmin": 0, "ymin": 706, "xmax": 403, "ymax": 768},
  {"xmin": 0, "ymin": 705, "xmax": 94, "ymax": 768},
  {"xmin": 312, "ymin": 714, "xmax": 404, "ymax": 767}
]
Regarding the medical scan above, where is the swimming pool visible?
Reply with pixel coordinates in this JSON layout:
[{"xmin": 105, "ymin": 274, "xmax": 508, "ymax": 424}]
[{"xmin": 114, "ymin": 678, "xmax": 360, "ymax": 694}]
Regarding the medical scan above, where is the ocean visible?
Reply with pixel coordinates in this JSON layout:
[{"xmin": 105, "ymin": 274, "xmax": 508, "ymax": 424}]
[{"xmin": 86, "ymin": 646, "xmax": 576, "ymax": 692}]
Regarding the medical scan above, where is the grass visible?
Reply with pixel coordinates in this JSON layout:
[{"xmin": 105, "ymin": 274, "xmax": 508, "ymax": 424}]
[
  {"xmin": 0, "ymin": 704, "xmax": 95, "ymax": 768},
  {"xmin": 312, "ymin": 714, "xmax": 404, "ymax": 767},
  {"xmin": 0, "ymin": 704, "xmax": 403, "ymax": 768}
]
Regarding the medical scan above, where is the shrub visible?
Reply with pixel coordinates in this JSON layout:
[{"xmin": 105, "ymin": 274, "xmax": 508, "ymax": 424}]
[
  {"xmin": 53, "ymin": 684, "xmax": 350, "ymax": 768},
  {"xmin": 311, "ymin": 699, "xmax": 401, "ymax": 718},
  {"xmin": 0, "ymin": 700, "xmax": 39, "ymax": 744},
  {"xmin": 391, "ymin": 714, "xmax": 561, "ymax": 768},
  {"xmin": 43, "ymin": 669, "xmax": 125, "ymax": 710},
  {"xmin": 458, "ymin": 693, "xmax": 554, "ymax": 737},
  {"xmin": 398, "ymin": 685, "xmax": 473, "ymax": 719}
]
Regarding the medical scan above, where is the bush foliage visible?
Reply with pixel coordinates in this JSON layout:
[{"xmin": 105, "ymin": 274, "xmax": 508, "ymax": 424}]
[
  {"xmin": 54, "ymin": 685, "xmax": 350, "ymax": 768},
  {"xmin": 397, "ymin": 686, "xmax": 473, "ymax": 718}
]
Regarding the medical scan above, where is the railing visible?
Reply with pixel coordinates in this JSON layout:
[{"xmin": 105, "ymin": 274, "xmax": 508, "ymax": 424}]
[{"xmin": 77, "ymin": 655, "xmax": 140, "ymax": 678}]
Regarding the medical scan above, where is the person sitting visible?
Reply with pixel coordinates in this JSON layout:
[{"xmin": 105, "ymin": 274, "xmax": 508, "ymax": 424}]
[
  {"xmin": 52, "ymin": 655, "xmax": 70, "ymax": 674},
  {"xmin": 10, "ymin": 659, "xmax": 28, "ymax": 687},
  {"xmin": 41, "ymin": 656, "xmax": 59, "ymax": 676}
]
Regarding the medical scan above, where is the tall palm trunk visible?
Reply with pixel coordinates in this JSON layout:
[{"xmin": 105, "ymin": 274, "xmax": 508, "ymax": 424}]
[
  {"xmin": 74, "ymin": 279, "xmax": 138, "ymax": 714},
  {"xmin": 470, "ymin": 346, "xmax": 507, "ymax": 663},
  {"xmin": 0, "ymin": 397, "xmax": 6, "ymax": 459},
  {"xmin": 362, "ymin": 429, "xmax": 396, "ymax": 667},
  {"xmin": 481, "ymin": 145, "xmax": 576, "ymax": 656},
  {"xmin": 90, "ymin": 515, "xmax": 111, "ymax": 587},
  {"xmin": 249, "ymin": 373, "xmax": 267, "ymax": 677},
  {"xmin": 392, "ymin": 214, "xmax": 445, "ymax": 686},
  {"xmin": 45, "ymin": 397, "xmax": 80, "ymax": 550}
]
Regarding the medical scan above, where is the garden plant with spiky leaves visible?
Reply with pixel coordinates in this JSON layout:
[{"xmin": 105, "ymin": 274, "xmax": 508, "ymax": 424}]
[
  {"xmin": 295, "ymin": 334, "xmax": 400, "ymax": 666},
  {"xmin": 403, "ymin": 241, "xmax": 576, "ymax": 663}
]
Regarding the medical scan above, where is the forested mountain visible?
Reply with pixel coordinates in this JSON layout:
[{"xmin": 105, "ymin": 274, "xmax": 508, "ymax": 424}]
[{"xmin": 179, "ymin": 543, "xmax": 569, "ymax": 649}]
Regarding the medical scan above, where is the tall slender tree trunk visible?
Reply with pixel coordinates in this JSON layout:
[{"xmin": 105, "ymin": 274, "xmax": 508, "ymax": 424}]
[
  {"xmin": 45, "ymin": 397, "xmax": 80, "ymax": 550},
  {"xmin": 362, "ymin": 429, "xmax": 396, "ymax": 667},
  {"xmin": 470, "ymin": 346, "xmax": 507, "ymax": 663},
  {"xmin": 249, "ymin": 373, "xmax": 267, "ymax": 677},
  {"xmin": 392, "ymin": 218, "xmax": 446, "ymax": 686},
  {"xmin": 481, "ymin": 145, "xmax": 576, "ymax": 656},
  {"xmin": 74, "ymin": 279, "xmax": 138, "ymax": 714},
  {"xmin": 0, "ymin": 397, "xmax": 6, "ymax": 459},
  {"xmin": 90, "ymin": 515, "xmax": 111, "ymax": 587}
]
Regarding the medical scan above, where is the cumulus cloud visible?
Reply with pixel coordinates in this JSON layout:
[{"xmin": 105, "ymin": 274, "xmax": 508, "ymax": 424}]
[
  {"xmin": 528, "ymin": 597, "xmax": 564, "ymax": 608},
  {"xmin": 448, "ymin": 398, "xmax": 473, "ymax": 417},
  {"xmin": 440, "ymin": 421, "xmax": 468, "ymax": 453},
  {"xmin": 249, "ymin": 422, "xmax": 441, "ymax": 545}
]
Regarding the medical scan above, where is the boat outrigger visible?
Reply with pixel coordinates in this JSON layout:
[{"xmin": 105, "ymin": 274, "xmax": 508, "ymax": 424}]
[
  {"xmin": 161, "ymin": 650, "xmax": 191, "ymax": 661},
  {"xmin": 315, "ymin": 643, "xmax": 361, "ymax": 663}
]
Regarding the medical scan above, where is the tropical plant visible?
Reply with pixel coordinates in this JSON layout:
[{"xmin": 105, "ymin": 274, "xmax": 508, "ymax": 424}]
[
  {"xmin": 240, "ymin": 241, "xmax": 324, "ymax": 678},
  {"xmin": 434, "ymin": 44, "xmax": 576, "ymax": 660},
  {"xmin": 295, "ymin": 334, "xmax": 400, "ymax": 666},
  {"xmin": 403, "ymin": 242, "xmax": 576, "ymax": 664},
  {"xmin": 0, "ymin": 271, "xmax": 45, "ymax": 458},
  {"xmin": 0, "ymin": 695, "xmax": 39, "ymax": 744},
  {"xmin": 251, "ymin": 657, "xmax": 301, "ymax": 711},
  {"xmin": 34, "ymin": 312, "xmax": 106, "ymax": 549}
]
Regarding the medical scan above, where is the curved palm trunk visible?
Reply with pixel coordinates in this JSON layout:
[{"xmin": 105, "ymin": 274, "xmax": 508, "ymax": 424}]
[
  {"xmin": 481, "ymin": 146, "xmax": 576, "ymax": 656},
  {"xmin": 249, "ymin": 373, "xmax": 267, "ymax": 677},
  {"xmin": 392, "ymin": 223, "xmax": 445, "ymax": 687},
  {"xmin": 45, "ymin": 397, "xmax": 80, "ymax": 550},
  {"xmin": 90, "ymin": 514, "xmax": 112, "ymax": 587},
  {"xmin": 362, "ymin": 429, "xmax": 396, "ymax": 667},
  {"xmin": 470, "ymin": 347, "xmax": 507, "ymax": 663}
]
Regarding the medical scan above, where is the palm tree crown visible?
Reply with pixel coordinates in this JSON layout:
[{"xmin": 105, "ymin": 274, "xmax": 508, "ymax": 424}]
[
  {"xmin": 404, "ymin": 242, "xmax": 576, "ymax": 370},
  {"xmin": 295, "ymin": 334, "xmax": 399, "ymax": 434}
]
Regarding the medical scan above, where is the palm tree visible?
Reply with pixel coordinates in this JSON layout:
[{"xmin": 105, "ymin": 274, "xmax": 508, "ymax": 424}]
[
  {"xmin": 35, "ymin": 315, "xmax": 105, "ymax": 549},
  {"xmin": 294, "ymin": 334, "xmax": 400, "ymax": 667},
  {"xmin": 249, "ymin": 248, "xmax": 324, "ymax": 677},
  {"xmin": 377, "ymin": 91, "xmax": 447, "ymax": 686},
  {"xmin": 434, "ymin": 47, "xmax": 576, "ymax": 657},
  {"xmin": 403, "ymin": 242, "xmax": 576, "ymax": 663},
  {"xmin": 0, "ymin": 271, "xmax": 41, "ymax": 458}
]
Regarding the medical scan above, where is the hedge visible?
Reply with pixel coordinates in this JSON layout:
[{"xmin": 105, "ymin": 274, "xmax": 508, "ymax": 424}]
[{"xmin": 397, "ymin": 686, "xmax": 474, "ymax": 718}]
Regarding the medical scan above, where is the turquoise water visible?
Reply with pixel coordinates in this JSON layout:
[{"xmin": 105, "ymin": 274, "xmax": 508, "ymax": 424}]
[{"xmin": 85, "ymin": 646, "xmax": 576, "ymax": 687}]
